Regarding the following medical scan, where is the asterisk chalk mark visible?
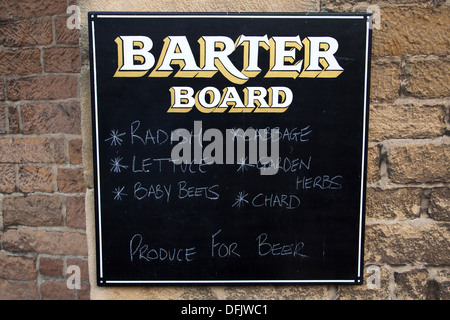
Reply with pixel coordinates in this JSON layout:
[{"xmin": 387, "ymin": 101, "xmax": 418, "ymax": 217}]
[
  {"xmin": 105, "ymin": 129, "xmax": 126, "ymax": 146},
  {"xmin": 110, "ymin": 157, "xmax": 128, "ymax": 173},
  {"xmin": 112, "ymin": 186, "xmax": 127, "ymax": 200},
  {"xmin": 237, "ymin": 157, "xmax": 254, "ymax": 173},
  {"xmin": 232, "ymin": 191, "xmax": 249, "ymax": 208}
]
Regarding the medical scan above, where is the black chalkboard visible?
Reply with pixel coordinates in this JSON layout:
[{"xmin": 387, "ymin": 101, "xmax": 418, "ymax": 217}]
[{"xmin": 89, "ymin": 12, "xmax": 372, "ymax": 285}]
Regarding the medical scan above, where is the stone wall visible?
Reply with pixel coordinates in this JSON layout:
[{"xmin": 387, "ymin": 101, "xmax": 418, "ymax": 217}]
[
  {"xmin": 0, "ymin": 0, "xmax": 89, "ymax": 299},
  {"xmin": 0, "ymin": 0, "xmax": 448, "ymax": 300},
  {"xmin": 322, "ymin": 0, "xmax": 449, "ymax": 300}
]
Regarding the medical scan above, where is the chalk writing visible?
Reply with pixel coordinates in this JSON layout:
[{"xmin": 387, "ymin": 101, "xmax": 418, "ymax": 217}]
[
  {"xmin": 296, "ymin": 175, "xmax": 343, "ymax": 190},
  {"xmin": 105, "ymin": 129, "xmax": 126, "ymax": 146},
  {"xmin": 112, "ymin": 186, "xmax": 127, "ymax": 201},
  {"xmin": 110, "ymin": 157, "xmax": 128, "ymax": 173},
  {"xmin": 256, "ymin": 233, "xmax": 308, "ymax": 258},
  {"xmin": 128, "ymin": 230, "xmax": 310, "ymax": 264},
  {"xmin": 178, "ymin": 181, "xmax": 219, "ymax": 200},
  {"xmin": 130, "ymin": 234, "xmax": 197, "ymax": 262},
  {"xmin": 232, "ymin": 191, "xmax": 249, "ymax": 208},
  {"xmin": 103, "ymin": 121, "xmax": 344, "ymax": 211},
  {"xmin": 105, "ymin": 119, "xmax": 342, "ymax": 266},
  {"xmin": 211, "ymin": 229, "xmax": 240, "ymax": 258},
  {"xmin": 252, "ymin": 193, "xmax": 301, "ymax": 210},
  {"xmin": 133, "ymin": 182, "xmax": 171, "ymax": 202},
  {"xmin": 130, "ymin": 120, "xmax": 170, "ymax": 145}
]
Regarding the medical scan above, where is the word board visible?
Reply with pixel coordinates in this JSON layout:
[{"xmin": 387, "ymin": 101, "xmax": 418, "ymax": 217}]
[{"xmin": 88, "ymin": 12, "xmax": 372, "ymax": 285}]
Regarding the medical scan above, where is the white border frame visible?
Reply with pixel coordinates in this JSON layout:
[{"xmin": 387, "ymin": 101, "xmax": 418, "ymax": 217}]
[{"xmin": 89, "ymin": 13, "xmax": 371, "ymax": 285}]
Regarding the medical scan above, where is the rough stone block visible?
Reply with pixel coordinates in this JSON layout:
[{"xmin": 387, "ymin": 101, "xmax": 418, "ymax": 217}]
[
  {"xmin": 7, "ymin": 75, "xmax": 78, "ymax": 101},
  {"xmin": 369, "ymin": 103, "xmax": 446, "ymax": 141},
  {"xmin": 0, "ymin": 279, "xmax": 38, "ymax": 300},
  {"xmin": 0, "ymin": 0, "xmax": 67, "ymax": 19},
  {"xmin": 366, "ymin": 188, "xmax": 422, "ymax": 221},
  {"xmin": 2, "ymin": 227, "xmax": 88, "ymax": 255},
  {"xmin": 367, "ymin": 145, "xmax": 381, "ymax": 183},
  {"xmin": 39, "ymin": 256, "xmax": 64, "ymax": 278},
  {"xmin": 0, "ymin": 138, "xmax": 53, "ymax": 163},
  {"xmin": 2, "ymin": 195, "xmax": 63, "ymax": 227},
  {"xmin": 403, "ymin": 57, "xmax": 450, "ymax": 99},
  {"xmin": 57, "ymin": 168, "xmax": 86, "ymax": 193},
  {"xmin": 0, "ymin": 166, "xmax": 15, "ymax": 193},
  {"xmin": 44, "ymin": 47, "xmax": 81, "ymax": 73},
  {"xmin": 21, "ymin": 102, "xmax": 81, "ymax": 135},
  {"xmin": 370, "ymin": 59, "xmax": 401, "ymax": 102},
  {"xmin": 372, "ymin": 4, "xmax": 450, "ymax": 57},
  {"xmin": 365, "ymin": 223, "xmax": 450, "ymax": 265},
  {"xmin": 0, "ymin": 19, "xmax": 52, "ymax": 47},
  {"xmin": 428, "ymin": 187, "xmax": 450, "ymax": 222},
  {"xmin": 17, "ymin": 166, "xmax": 54, "ymax": 193},
  {"xmin": 0, "ymin": 253, "xmax": 37, "ymax": 280},
  {"xmin": 66, "ymin": 195, "xmax": 86, "ymax": 229},
  {"xmin": 388, "ymin": 141, "xmax": 450, "ymax": 183},
  {"xmin": 0, "ymin": 49, "xmax": 41, "ymax": 76}
]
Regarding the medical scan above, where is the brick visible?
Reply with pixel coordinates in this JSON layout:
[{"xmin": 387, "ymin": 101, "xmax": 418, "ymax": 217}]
[
  {"xmin": 17, "ymin": 166, "xmax": 54, "ymax": 193},
  {"xmin": 369, "ymin": 104, "xmax": 446, "ymax": 142},
  {"xmin": 0, "ymin": 279, "xmax": 38, "ymax": 300},
  {"xmin": 367, "ymin": 145, "xmax": 381, "ymax": 183},
  {"xmin": 434, "ymin": 277, "xmax": 450, "ymax": 300},
  {"xmin": 0, "ymin": 0, "xmax": 67, "ymax": 20},
  {"xmin": 52, "ymin": 138, "xmax": 67, "ymax": 164},
  {"xmin": 426, "ymin": 279, "xmax": 440, "ymax": 300},
  {"xmin": 67, "ymin": 257, "xmax": 89, "ymax": 280},
  {"xmin": 44, "ymin": 47, "xmax": 81, "ymax": 73},
  {"xmin": 40, "ymin": 280, "xmax": 77, "ymax": 300},
  {"xmin": 0, "ymin": 105, "xmax": 5, "ymax": 133},
  {"xmin": 373, "ymin": 4, "xmax": 450, "ymax": 57},
  {"xmin": 322, "ymin": 0, "xmax": 428, "ymax": 11},
  {"xmin": 66, "ymin": 195, "xmax": 86, "ymax": 229},
  {"xmin": 394, "ymin": 268, "xmax": 429, "ymax": 300},
  {"xmin": 218, "ymin": 285, "xmax": 327, "ymax": 300},
  {"xmin": 7, "ymin": 106, "xmax": 20, "ymax": 134},
  {"xmin": 0, "ymin": 49, "xmax": 41, "ymax": 76},
  {"xmin": 77, "ymin": 283, "xmax": 91, "ymax": 300},
  {"xmin": 0, "ymin": 166, "xmax": 15, "ymax": 193},
  {"xmin": 403, "ymin": 57, "xmax": 450, "ymax": 99},
  {"xmin": 55, "ymin": 16, "xmax": 79, "ymax": 45},
  {"xmin": 366, "ymin": 188, "xmax": 422, "ymax": 221},
  {"xmin": 388, "ymin": 141, "xmax": 450, "ymax": 183},
  {"xmin": 0, "ymin": 252, "xmax": 37, "ymax": 280},
  {"xmin": 426, "ymin": 279, "xmax": 450, "ymax": 300},
  {"xmin": 54, "ymin": 137, "xmax": 66, "ymax": 164},
  {"xmin": 2, "ymin": 195, "xmax": 63, "ymax": 227},
  {"xmin": 370, "ymin": 59, "xmax": 401, "ymax": 102},
  {"xmin": 57, "ymin": 168, "xmax": 86, "ymax": 193},
  {"xmin": 337, "ymin": 265, "xmax": 390, "ymax": 300},
  {"xmin": 0, "ymin": 138, "xmax": 53, "ymax": 163},
  {"xmin": 39, "ymin": 257, "xmax": 64, "ymax": 277},
  {"xmin": 7, "ymin": 75, "xmax": 78, "ymax": 101},
  {"xmin": 428, "ymin": 187, "xmax": 450, "ymax": 222},
  {"xmin": 69, "ymin": 139, "xmax": 83, "ymax": 165},
  {"xmin": 269, "ymin": 286, "xmax": 328, "ymax": 300},
  {"xmin": 2, "ymin": 227, "xmax": 87, "ymax": 255},
  {"xmin": 365, "ymin": 223, "xmax": 450, "ymax": 265},
  {"xmin": 21, "ymin": 102, "xmax": 81, "ymax": 135},
  {"xmin": 0, "ymin": 19, "xmax": 52, "ymax": 47},
  {"xmin": 0, "ymin": 79, "xmax": 5, "ymax": 100}
]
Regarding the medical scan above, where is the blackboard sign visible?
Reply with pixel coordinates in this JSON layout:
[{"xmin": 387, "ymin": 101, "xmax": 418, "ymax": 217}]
[{"xmin": 89, "ymin": 12, "xmax": 372, "ymax": 285}]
